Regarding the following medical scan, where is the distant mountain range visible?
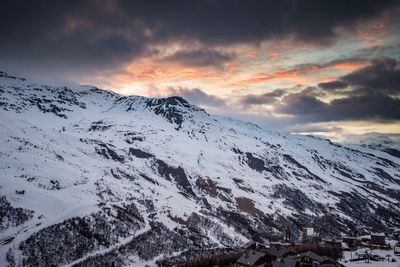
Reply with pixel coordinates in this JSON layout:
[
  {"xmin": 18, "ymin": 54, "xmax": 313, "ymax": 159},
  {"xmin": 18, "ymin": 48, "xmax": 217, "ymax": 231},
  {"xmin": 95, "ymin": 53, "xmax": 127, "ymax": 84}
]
[{"xmin": 1, "ymin": 71, "xmax": 399, "ymax": 266}]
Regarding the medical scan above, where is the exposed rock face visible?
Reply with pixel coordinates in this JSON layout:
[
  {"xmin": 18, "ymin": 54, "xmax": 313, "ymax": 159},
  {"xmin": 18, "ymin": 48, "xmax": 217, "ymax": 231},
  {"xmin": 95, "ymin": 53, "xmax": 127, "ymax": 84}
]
[{"xmin": 0, "ymin": 72, "xmax": 400, "ymax": 266}]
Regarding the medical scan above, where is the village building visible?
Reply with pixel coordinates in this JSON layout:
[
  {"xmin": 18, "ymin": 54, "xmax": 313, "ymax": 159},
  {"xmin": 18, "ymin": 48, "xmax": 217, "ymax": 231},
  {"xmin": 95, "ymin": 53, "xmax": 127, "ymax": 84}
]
[
  {"xmin": 266, "ymin": 247, "xmax": 297, "ymax": 259},
  {"xmin": 368, "ymin": 232, "xmax": 389, "ymax": 249},
  {"xmin": 297, "ymin": 251, "xmax": 324, "ymax": 266},
  {"xmin": 394, "ymin": 242, "xmax": 400, "ymax": 256},
  {"xmin": 293, "ymin": 251, "xmax": 343, "ymax": 267},
  {"xmin": 272, "ymin": 256, "xmax": 297, "ymax": 267},
  {"xmin": 370, "ymin": 233, "xmax": 386, "ymax": 245},
  {"xmin": 393, "ymin": 229, "xmax": 400, "ymax": 240},
  {"xmin": 301, "ymin": 227, "xmax": 320, "ymax": 244},
  {"xmin": 236, "ymin": 251, "xmax": 274, "ymax": 266},
  {"xmin": 272, "ymin": 251, "xmax": 343, "ymax": 267}
]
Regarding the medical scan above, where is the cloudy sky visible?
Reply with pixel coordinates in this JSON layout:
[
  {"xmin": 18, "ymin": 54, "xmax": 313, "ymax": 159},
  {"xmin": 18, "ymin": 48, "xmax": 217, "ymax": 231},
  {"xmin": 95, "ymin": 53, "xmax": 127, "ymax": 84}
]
[{"xmin": 1, "ymin": 0, "xmax": 400, "ymax": 141}]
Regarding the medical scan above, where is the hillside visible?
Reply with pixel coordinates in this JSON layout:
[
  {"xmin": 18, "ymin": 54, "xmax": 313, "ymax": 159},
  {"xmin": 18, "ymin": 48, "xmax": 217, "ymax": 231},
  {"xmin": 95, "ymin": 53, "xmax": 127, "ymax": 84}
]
[{"xmin": 0, "ymin": 71, "xmax": 399, "ymax": 266}]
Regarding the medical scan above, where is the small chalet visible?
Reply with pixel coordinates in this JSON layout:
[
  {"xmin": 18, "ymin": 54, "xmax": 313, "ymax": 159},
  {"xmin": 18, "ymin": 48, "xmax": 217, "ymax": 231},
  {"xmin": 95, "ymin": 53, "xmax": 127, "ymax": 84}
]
[
  {"xmin": 296, "ymin": 251, "xmax": 323, "ymax": 266},
  {"xmin": 370, "ymin": 233, "xmax": 385, "ymax": 245},
  {"xmin": 266, "ymin": 247, "xmax": 297, "ymax": 259},
  {"xmin": 272, "ymin": 256, "xmax": 297, "ymax": 267},
  {"xmin": 272, "ymin": 251, "xmax": 343, "ymax": 267},
  {"xmin": 236, "ymin": 251, "xmax": 274, "ymax": 266},
  {"xmin": 293, "ymin": 251, "xmax": 343, "ymax": 267}
]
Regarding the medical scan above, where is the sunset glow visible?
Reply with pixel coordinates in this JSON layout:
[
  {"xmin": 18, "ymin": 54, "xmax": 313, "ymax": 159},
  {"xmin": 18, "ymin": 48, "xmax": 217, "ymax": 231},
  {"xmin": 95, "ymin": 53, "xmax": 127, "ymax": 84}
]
[{"xmin": 1, "ymin": 0, "xmax": 399, "ymax": 141}]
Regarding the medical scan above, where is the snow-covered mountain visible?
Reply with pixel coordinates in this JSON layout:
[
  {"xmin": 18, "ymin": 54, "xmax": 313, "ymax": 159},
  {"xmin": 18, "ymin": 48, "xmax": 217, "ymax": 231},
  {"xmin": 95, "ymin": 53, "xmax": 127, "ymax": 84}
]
[
  {"xmin": 344, "ymin": 133, "xmax": 400, "ymax": 161},
  {"xmin": 0, "ymin": 71, "xmax": 399, "ymax": 266}
]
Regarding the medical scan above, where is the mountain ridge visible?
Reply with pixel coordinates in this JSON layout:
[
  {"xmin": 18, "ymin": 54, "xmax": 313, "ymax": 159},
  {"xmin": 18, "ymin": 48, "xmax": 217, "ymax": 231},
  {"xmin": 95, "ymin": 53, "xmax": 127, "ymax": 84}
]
[{"xmin": 0, "ymin": 71, "xmax": 399, "ymax": 266}]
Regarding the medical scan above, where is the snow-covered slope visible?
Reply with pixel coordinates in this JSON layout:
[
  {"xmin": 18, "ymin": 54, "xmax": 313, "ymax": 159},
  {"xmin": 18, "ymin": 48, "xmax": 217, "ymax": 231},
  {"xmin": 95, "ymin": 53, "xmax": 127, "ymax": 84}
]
[{"xmin": 1, "ymin": 71, "xmax": 399, "ymax": 266}]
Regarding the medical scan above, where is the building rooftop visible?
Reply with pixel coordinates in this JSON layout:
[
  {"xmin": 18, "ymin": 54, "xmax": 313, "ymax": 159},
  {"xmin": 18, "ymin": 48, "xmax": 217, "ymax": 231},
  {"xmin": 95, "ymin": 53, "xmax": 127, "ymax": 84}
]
[
  {"xmin": 294, "ymin": 251, "xmax": 324, "ymax": 262},
  {"xmin": 272, "ymin": 256, "xmax": 297, "ymax": 267},
  {"xmin": 236, "ymin": 251, "xmax": 266, "ymax": 266},
  {"xmin": 371, "ymin": 232, "xmax": 385, "ymax": 236}
]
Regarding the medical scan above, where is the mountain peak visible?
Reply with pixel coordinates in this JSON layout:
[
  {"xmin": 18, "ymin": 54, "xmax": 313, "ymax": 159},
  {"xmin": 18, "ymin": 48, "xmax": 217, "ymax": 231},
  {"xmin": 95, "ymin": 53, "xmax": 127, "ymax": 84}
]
[
  {"xmin": 0, "ymin": 72, "xmax": 207, "ymax": 128},
  {"xmin": 157, "ymin": 96, "xmax": 190, "ymax": 107},
  {"xmin": 113, "ymin": 94, "xmax": 207, "ymax": 129},
  {"xmin": 1, "ymin": 71, "xmax": 400, "ymax": 266},
  {"xmin": 145, "ymin": 96, "xmax": 207, "ymax": 128}
]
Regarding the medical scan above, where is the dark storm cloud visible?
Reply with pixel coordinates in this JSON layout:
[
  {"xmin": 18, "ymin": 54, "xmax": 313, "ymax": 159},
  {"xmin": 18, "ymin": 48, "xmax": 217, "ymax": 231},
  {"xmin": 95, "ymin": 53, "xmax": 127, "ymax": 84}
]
[
  {"xmin": 0, "ymin": 1, "xmax": 149, "ymax": 72},
  {"xmin": 239, "ymin": 89, "xmax": 286, "ymax": 105},
  {"xmin": 121, "ymin": 0, "xmax": 398, "ymax": 45},
  {"xmin": 278, "ymin": 89, "xmax": 327, "ymax": 116},
  {"xmin": 163, "ymin": 48, "xmax": 235, "ymax": 68},
  {"xmin": 277, "ymin": 89, "xmax": 400, "ymax": 121},
  {"xmin": 277, "ymin": 58, "xmax": 400, "ymax": 122},
  {"xmin": 0, "ymin": 0, "xmax": 398, "ymax": 73},
  {"xmin": 317, "ymin": 58, "xmax": 400, "ymax": 95},
  {"xmin": 342, "ymin": 58, "xmax": 400, "ymax": 94},
  {"xmin": 327, "ymin": 93, "xmax": 400, "ymax": 120},
  {"xmin": 318, "ymin": 81, "xmax": 348, "ymax": 90},
  {"xmin": 291, "ymin": 58, "xmax": 368, "ymax": 74}
]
